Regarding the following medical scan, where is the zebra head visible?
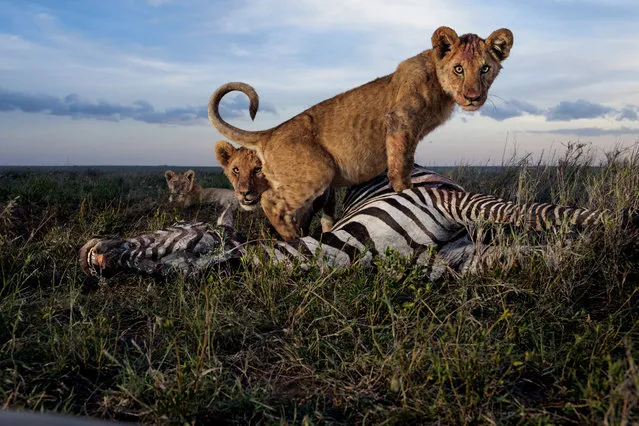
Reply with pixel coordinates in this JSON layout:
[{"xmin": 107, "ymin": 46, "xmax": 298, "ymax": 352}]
[{"xmin": 80, "ymin": 222, "xmax": 247, "ymax": 277}]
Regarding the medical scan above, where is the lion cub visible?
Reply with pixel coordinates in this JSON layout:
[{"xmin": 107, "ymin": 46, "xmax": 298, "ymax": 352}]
[
  {"xmin": 214, "ymin": 141, "xmax": 335, "ymax": 235},
  {"xmin": 209, "ymin": 26, "xmax": 513, "ymax": 240},
  {"xmin": 164, "ymin": 169, "xmax": 238, "ymax": 225}
]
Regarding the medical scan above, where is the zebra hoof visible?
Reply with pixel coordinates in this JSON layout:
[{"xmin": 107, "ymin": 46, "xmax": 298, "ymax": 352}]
[
  {"xmin": 79, "ymin": 238, "xmax": 103, "ymax": 276},
  {"xmin": 79, "ymin": 237, "xmax": 127, "ymax": 276}
]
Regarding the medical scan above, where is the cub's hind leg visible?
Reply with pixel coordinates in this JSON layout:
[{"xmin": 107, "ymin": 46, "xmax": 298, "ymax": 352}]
[
  {"xmin": 260, "ymin": 188, "xmax": 304, "ymax": 241},
  {"xmin": 260, "ymin": 176, "xmax": 335, "ymax": 241},
  {"xmin": 260, "ymin": 118, "xmax": 337, "ymax": 240}
]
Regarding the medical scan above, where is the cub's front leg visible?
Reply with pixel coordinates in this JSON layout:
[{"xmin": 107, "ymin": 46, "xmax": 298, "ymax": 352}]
[{"xmin": 385, "ymin": 109, "xmax": 419, "ymax": 193}]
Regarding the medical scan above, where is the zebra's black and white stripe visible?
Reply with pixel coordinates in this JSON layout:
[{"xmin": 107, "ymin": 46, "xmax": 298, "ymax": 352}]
[
  {"xmin": 80, "ymin": 166, "xmax": 621, "ymax": 278},
  {"xmin": 261, "ymin": 166, "xmax": 610, "ymax": 274}
]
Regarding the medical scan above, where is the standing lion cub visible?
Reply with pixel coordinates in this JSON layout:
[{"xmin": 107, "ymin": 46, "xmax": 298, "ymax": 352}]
[{"xmin": 209, "ymin": 26, "xmax": 513, "ymax": 240}]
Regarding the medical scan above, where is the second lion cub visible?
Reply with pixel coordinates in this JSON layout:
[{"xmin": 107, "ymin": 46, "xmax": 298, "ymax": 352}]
[{"xmin": 214, "ymin": 141, "xmax": 336, "ymax": 235}]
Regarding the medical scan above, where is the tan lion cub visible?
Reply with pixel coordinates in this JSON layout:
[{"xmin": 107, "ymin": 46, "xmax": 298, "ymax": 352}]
[
  {"xmin": 164, "ymin": 169, "xmax": 238, "ymax": 225},
  {"xmin": 209, "ymin": 26, "xmax": 513, "ymax": 240},
  {"xmin": 214, "ymin": 141, "xmax": 335, "ymax": 235}
]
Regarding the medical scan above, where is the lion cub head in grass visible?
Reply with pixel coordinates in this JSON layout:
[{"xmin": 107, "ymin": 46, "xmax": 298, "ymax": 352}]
[
  {"xmin": 432, "ymin": 27, "xmax": 513, "ymax": 111},
  {"xmin": 165, "ymin": 169, "xmax": 198, "ymax": 205},
  {"xmin": 214, "ymin": 141, "xmax": 269, "ymax": 211}
]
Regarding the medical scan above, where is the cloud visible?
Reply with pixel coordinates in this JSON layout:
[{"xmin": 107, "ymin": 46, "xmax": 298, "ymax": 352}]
[
  {"xmin": 480, "ymin": 99, "xmax": 543, "ymax": 121},
  {"xmin": 146, "ymin": 0, "xmax": 172, "ymax": 6},
  {"xmin": 222, "ymin": 94, "xmax": 277, "ymax": 116},
  {"xmin": 527, "ymin": 126, "xmax": 639, "ymax": 137},
  {"xmin": 0, "ymin": 88, "xmax": 276, "ymax": 125},
  {"xmin": 212, "ymin": 0, "xmax": 468, "ymax": 34},
  {"xmin": 545, "ymin": 99, "xmax": 616, "ymax": 121},
  {"xmin": 477, "ymin": 98, "xmax": 639, "ymax": 125},
  {"xmin": 616, "ymin": 106, "xmax": 638, "ymax": 121}
]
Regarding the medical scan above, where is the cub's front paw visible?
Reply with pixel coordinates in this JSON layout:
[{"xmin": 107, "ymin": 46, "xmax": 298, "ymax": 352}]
[{"xmin": 388, "ymin": 172, "xmax": 413, "ymax": 193}]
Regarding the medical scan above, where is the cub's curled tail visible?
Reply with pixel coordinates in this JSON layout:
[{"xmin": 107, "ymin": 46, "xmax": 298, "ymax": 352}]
[{"xmin": 208, "ymin": 82, "xmax": 268, "ymax": 147}]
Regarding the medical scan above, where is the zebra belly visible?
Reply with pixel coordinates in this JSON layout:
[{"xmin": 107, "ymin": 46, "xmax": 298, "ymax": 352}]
[{"xmin": 331, "ymin": 193, "xmax": 464, "ymax": 259}]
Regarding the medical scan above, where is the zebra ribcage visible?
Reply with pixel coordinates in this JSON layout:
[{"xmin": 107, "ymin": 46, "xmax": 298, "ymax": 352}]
[{"xmin": 261, "ymin": 186, "xmax": 469, "ymax": 269}]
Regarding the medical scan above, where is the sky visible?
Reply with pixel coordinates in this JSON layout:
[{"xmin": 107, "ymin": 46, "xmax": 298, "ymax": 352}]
[{"xmin": 1, "ymin": 0, "xmax": 639, "ymax": 166}]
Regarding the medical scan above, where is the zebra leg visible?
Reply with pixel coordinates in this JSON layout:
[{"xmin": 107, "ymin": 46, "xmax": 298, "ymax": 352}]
[
  {"xmin": 80, "ymin": 237, "xmax": 128, "ymax": 276},
  {"xmin": 427, "ymin": 235, "xmax": 537, "ymax": 279},
  {"xmin": 424, "ymin": 235, "xmax": 481, "ymax": 279},
  {"xmin": 80, "ymin": 236, "xmax": 197, "ymax": 277},
  {"xmin": 216, "ymin": 204, "xmax": 236, "ymax": 228},
  {"xmin": 79, "ymin": 222, "xmax": 243, "ymax": 277}
]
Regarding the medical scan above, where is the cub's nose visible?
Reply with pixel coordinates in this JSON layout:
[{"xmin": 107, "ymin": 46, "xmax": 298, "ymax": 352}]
[{"xmin": 464, "ymin": 89, "xmax": 481, "ymax": 102}]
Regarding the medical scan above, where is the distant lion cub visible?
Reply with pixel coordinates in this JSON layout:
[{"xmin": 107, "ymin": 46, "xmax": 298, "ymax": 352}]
[{"xmin": 164, "ymin": 169, "xmax": 238, "ymax": 225}]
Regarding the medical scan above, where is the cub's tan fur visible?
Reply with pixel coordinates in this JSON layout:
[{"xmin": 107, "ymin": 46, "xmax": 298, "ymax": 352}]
[
  {"xmin": 165, "ymin": 169, "xmax": 238, "ymax": 214},
  {"xmin": 209, "ymin": 26, "xmax": 513, "ymax": 240},
  {"xmin": 215, "ymin": 141, "xmax": 335, "ymax": 234}
]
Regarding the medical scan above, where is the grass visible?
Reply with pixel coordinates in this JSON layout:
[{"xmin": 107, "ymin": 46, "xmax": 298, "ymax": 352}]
[{"xmin": 1, "ymin": 143, "xmax": 639, "ymax": 424}]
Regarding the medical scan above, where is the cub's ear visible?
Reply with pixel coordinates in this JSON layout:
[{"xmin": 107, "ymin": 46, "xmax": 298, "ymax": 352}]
[
  {"xmin": 214, "ymin": 140, "xmax": 236, "ymax": 168},
  {"xmin": 486, "ymin": 28, "xmax": 513, "ymax": 62},
  {"xmin": 165, "ymin": 170, "xmax": 175, "ymax": 183},
  {"xmin": 185, "ymin": 170, "xmax": 196, "ymax": 191},
  {"xmin": 431, "ymin": 26, "xmax": 459, "ymax": 59}
]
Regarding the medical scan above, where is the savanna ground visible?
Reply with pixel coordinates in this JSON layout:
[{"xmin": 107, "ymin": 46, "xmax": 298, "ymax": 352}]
[{"xmin": 1, "ymin": 143, "xmax": 639, "ymax": 425}]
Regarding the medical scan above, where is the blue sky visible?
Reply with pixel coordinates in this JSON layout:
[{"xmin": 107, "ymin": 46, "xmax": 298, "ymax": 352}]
[{"xmin": 1, "ymin": 0, "xmax": 639, "ymax": 166}]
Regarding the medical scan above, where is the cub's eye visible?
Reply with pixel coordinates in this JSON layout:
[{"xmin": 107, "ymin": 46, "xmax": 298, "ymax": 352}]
[
  {"xmin": 481, "ymin": 64, "xmax": 491, "ymax": 74},
  {"xmin": 454, "ymin": 65, "xmax": 464, "ymax": 74},
  {"xmin": 232, "ymin": 167, "xmax": 239, "ymax": 176},
  {"xmin": 254, "ymin": 167, "xmax": 263, "ymax": 176}
]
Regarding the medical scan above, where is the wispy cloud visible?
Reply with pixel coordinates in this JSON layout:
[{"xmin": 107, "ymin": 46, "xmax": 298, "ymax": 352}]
[
  {"xmin": 480, "ymin": 99, "xmax": 543, "ymax": 121},
  {"xmin": 0, "ymin": 88, "xmax": 276, "ymax": 125},
  {"xmin": 210, "ymin": 0, "xmax": 467, "ymax": 35},
  {"xmin": 545, "ymin": 99, "xmax": 616, "ymax": 121},
  {"xmin": 616, "ymin": 106, "xmax": 639, "ymax": 121},
  {"xmin": 527, "ymin": 126, "xmax": 639, "ymax": 137},
  {"xmin": 479, "ymin": 98, "xmax": 637, "ymax": 123},
  {"xmin": 222, "ymin": 94, "xmax": 277, "ymax": 116}
]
